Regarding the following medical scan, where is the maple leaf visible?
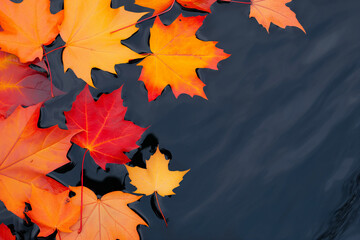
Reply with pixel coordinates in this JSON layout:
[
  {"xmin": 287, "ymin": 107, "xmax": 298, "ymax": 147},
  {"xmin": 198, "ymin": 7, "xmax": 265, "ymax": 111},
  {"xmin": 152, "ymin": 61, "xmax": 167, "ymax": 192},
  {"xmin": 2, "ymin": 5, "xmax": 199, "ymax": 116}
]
[
  {"xmin": 65, "ymin": 86, "xmax": 146, "ymax": 169},
  {"xmin": 137, "ymin": 15, "xmax": 230, "ymax": 101},
  {"xmin": 135, "ymin": 0, "xmax": 216, "ymax": 14},
  {"xmin": 31, "ymin": 175, "xmax": 69, "ymax": 194},
  {"xmin": 0, "ymin": 51, "xmax": 63, "ymax": 118},
  {"xmin": 57, "ymin": 186, "xmax": 147, "ymax": 240},
  {"xmin": 0, "ymin": 104, "xmax": 78, "ymax": 218},
  {"xmin": 178, "ymin": 0, "xmax": 217, "ymax": 12},
  {"xmin": 59, "ymin": 0, "xmax": 147, "ymax": 87},
  {"xmin": 249, "ymin": 0, "xmax": 305, "ymax": 33},
  {"xmin": 125, "ymin": 147, "xmax": 190, "ymax": 197},
  {"xmin": 0, "ymin": 0, "xmax": 63, "ymax": 62},
  {"xmin": 0, "ymin": 223, "xmax": 15, "ymax": 240},
  {"xmin": 27, "ymin": 185, "xmax": 80, "ymax": 237}
]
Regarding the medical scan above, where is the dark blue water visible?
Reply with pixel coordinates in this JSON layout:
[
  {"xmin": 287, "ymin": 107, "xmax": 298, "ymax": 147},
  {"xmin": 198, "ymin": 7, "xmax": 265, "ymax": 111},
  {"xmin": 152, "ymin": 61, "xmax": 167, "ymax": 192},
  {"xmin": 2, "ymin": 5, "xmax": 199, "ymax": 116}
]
[{"xmin": 1, "ymin": 0, "xmax": 360, "ymax": 239}]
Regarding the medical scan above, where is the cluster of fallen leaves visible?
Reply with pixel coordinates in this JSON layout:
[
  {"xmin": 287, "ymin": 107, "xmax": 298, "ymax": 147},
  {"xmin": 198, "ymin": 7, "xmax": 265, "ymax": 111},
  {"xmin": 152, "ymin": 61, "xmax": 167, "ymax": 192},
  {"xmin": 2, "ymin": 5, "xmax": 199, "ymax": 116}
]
[{"xmin": 0, "ymin": 0, "xmax": 305, "ymax": 239}]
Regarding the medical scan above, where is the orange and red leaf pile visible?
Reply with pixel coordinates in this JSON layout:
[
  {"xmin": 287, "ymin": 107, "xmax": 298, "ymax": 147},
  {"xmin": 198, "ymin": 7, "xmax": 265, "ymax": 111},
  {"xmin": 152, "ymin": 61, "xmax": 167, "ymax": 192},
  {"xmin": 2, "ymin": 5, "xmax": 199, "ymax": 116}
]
[{"xmin": 0, "ymin": 0, "xmax": 306, "ymax": 238}]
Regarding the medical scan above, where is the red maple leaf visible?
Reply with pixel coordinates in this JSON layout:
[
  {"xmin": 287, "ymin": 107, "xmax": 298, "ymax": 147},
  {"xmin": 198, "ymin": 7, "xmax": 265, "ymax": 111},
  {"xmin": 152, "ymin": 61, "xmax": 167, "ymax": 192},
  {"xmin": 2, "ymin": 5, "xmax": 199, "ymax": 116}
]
[
  {"xmin": 65, "ymin": 86, "xmax": 146, "ymax": 169},
  {"xmin": 0, "ymin": 223, "xmax": 15, "ymax": 240}
]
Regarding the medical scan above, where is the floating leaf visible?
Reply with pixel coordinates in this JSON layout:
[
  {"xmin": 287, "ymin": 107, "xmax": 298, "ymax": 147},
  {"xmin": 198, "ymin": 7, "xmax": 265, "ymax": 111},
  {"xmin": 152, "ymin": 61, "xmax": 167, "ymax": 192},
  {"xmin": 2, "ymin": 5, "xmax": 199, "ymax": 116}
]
[
  {"xmin": 250, "ymin": 0, "xmax": 305, "ymax": 32},
  {"xmin": 57, "ymin": 186, "xmax": 147, "ymax": 240},
  {"xmin": 27, "ymin": 185, "xmax": 80, "ymax": 237},
  {"xmin": 65, "ymin": 86, "xmax": 146, "ymax": 169},
  {"xmin": 59, "ymin": 0, "xmax": 146, "ymax": 86},
  {"xmin": 138, "ymin": 15, "xmax": 230, "ymax": 101},
  {"xmin": 0, "ymin": 0, "xmax": 63, "ymax": 62},
  {"xmin": 125, "ymin": 147, "xmax": 190, "ymax": 197}
]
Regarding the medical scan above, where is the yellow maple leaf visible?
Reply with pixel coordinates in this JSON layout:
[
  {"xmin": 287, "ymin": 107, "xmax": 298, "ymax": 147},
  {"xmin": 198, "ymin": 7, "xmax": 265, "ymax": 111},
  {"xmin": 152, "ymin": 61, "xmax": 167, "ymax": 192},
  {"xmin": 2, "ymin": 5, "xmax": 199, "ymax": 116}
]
[
  {"xmin": 125, "ymin": 147, "xmax": 190, "ymax": 197},
  {"xmin": 59, "ymin": 0, "xmax": 146, "ymax": 87}
]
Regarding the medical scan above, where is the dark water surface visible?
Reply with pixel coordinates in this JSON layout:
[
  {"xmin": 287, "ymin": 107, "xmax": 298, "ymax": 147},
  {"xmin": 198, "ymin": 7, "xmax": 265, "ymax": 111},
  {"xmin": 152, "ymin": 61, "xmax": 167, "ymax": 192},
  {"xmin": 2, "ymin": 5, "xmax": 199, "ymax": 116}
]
[{"xmin": 1, "ymin": 0, "xmax": 360, "ymax": 239}]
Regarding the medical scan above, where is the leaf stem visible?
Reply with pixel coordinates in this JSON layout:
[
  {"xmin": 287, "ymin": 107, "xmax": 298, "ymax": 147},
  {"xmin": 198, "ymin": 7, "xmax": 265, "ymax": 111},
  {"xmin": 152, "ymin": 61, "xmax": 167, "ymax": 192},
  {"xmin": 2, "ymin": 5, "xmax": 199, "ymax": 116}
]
[
  {"xmin": 42, "ymin": 45, "xmax": 54, "ymax": 98},
  {"xmin": 78, "ymin": 149, "xmax": 89, "ymax": 234},
  {"xmin": 110, "ymin": 0, "xmax": 176, "ymax": 34},
  {"xmin": 154, "ymin": 191, "xmax": 168, "ymax": 227},
  {"xmin": 42, "ymin": 45, "xmax": 66, "ymax": 57}
]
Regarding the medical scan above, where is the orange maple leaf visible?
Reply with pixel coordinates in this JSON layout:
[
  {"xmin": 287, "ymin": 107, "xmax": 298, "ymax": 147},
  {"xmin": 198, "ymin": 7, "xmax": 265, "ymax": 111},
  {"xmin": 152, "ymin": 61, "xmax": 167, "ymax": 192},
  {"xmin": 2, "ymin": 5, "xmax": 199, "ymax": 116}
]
[
  {"xmin": 249, "ymin": 0, "xmax": 305, "ymax": 33},
  {"xmin": 59, "ymin": 0, "xmax": 146, "ymax": 87},
  {"xmin": 138, "ymin": 15, "xmax": 230, "ymax": 101},
  {"xmin": 57, "ymin": 186, "xmax": 147, "ymax": 240},
  {"xmin": 0, "ymin": 0, "xmax": 63, "ymax": 62},
  {"xmin": 0, "ymin": 104, "xmax": 78, "ymax": 218},
  {"xmin": 0, "ymin": 223, "xmax": 15, "ymax": 240},
  {"xmin": 27, "ymin": 185, "xmax": 80, "ymax": 237},
  {"xmin": 0, "ymin": 51, "xmax": 63, "ymax": 118},
  {"xmin": 135, "ymin": 0, "xmax": 216, "ymax": 14},
  {"xmin": 31, "ymin": 175, "xmax": 69, "ymax": 194}
]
